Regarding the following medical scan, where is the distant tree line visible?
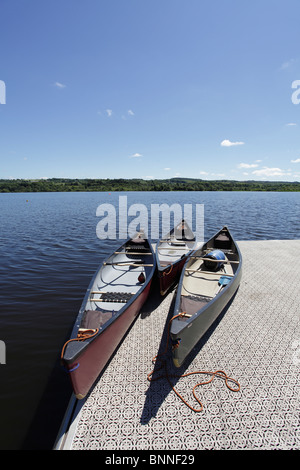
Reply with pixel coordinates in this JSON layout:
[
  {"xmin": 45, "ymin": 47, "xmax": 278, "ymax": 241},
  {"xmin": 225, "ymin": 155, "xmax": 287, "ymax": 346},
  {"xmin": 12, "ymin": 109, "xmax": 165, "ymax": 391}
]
[{"xmin": 1, "ymin": 177, "xmax": 300, "ymax": 193}]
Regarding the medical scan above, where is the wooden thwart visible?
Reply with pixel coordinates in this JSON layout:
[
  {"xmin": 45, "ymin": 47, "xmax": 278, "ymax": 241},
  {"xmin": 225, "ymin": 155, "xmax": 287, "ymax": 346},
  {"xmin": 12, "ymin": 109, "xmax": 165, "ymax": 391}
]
[
  {"xmin": 190, "ymin": 257, "xmax": 239, "ymax": 264},
  {"xmin": 90, "ymin": 298, "xmax": 127, "ymax": 303},
  {"xmin": 185, "ymin": 269, "xmax": 234, "ymax": 276},
  {"xmin": 90, "ymin": 291, "xmax": 135, "ymax": 295},
  {"xmin": 104, "ymin": 262, "xmax": 153, "ymax": 266},
  {"xmin": 157, "ymin": 247, "xmax": 189, "ymax": 251},
  {"xmin": 113, "ymin": 251, "xmax": 152, "ymax": 255}
]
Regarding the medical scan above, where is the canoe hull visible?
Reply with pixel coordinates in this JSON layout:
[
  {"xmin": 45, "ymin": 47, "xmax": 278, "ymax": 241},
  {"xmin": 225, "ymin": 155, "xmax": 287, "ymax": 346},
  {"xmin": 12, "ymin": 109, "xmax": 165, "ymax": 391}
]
[
  {"xmin": 158, "ymin": 256, "xmax": 188, "ymax": 296},
  {"xmin": 171, "ymin": 267, "xmax": 241, "ymax": 367},
  {"xmin": 64, "ymin": 281, "xmax": 152, "ymax": 399},
  {"xmin": 170, "ymin": 226, "xmax": 242, "ymax": 367}
]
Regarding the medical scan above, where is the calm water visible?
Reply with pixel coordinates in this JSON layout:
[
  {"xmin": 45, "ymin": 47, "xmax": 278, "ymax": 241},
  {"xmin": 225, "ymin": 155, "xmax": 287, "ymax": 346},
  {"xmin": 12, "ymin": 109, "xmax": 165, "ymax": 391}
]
[{"xmin": 0, "ymin": 191, "xmax": 300, "ymax": 449}]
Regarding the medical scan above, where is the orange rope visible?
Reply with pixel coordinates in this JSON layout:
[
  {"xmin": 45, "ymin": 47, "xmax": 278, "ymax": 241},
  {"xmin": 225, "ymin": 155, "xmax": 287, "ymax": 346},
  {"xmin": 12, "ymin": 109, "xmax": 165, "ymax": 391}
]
[
  {"xmin": 61, "ymin": 328, "xmax": 99, "ymax": 360},
  {"xmin": 147, "ymin": 313, "xmax": 240, "ymax": 412},
  {"xmin": 147, "ymin": 312, "xmax": 184, "ymax": 376},
  {"xmin": 162, "ymin": 264, "xmax": 173, "ymax": 276}
]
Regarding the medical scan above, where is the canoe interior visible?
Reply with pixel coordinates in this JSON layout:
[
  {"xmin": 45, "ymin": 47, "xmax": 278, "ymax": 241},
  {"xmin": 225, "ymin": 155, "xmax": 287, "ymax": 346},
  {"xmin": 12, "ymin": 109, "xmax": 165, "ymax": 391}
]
[
  {"xmin": 172, "ymin": 226, "xmax": 241, "ymax": 329},
  {"xmin": 84, "ymin": 238, "xmax": 153, "ymax": 321},
  {"xmin": 156, "ymin": 219, "xmax": 196, "ymax": 268},
  {"xmin": 156, "ymin": 219, "xmax": 197, "ymax": 295},
  {"xmin": 63, "ymin": 233, "xmax": 155, "ymax": 363}
]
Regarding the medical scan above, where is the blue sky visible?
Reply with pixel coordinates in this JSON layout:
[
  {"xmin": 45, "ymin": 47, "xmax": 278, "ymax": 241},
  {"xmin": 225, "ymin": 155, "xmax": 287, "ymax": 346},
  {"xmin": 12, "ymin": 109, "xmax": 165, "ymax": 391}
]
[{"xmin": 1, "ymin": 0, "xmax": 300, "ymax": 181}]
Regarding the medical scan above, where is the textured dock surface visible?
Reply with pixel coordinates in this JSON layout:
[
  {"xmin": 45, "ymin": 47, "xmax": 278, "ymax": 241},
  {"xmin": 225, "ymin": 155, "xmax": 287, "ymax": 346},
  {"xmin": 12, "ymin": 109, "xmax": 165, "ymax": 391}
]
[{"xmin": 56, "ymin": 240, "xmax": 300, "ymax": 450}]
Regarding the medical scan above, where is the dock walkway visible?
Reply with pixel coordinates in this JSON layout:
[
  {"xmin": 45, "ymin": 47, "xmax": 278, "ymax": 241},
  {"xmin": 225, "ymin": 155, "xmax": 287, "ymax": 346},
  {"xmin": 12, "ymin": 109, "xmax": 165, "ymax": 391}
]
[{"xmin": 55, "ymin": 240, "xmax": 300, "ymax": 450}]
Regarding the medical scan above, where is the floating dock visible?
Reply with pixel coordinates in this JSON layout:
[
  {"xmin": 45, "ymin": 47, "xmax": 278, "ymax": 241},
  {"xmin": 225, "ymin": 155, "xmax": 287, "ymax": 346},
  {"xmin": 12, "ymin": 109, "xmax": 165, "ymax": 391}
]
[{"xmin": 55, "ymin": 240, "xmax": 300, "ymax": 450}]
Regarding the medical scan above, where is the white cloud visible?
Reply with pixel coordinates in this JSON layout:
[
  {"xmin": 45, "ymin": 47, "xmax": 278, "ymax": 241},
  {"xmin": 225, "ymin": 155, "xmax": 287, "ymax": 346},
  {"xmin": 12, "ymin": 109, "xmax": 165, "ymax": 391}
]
[
  {"xmin": 164, "ymin": 167, "xmax": 171, "ymax": 171},
  {"xmin": 286, "ymin": 122, "xmax": 297, "ymax": 126},
  {"xmin": 129, "ymin": 153, "xmax": 143, "ymax": 158},
  {"xmin": 291, "ymin": 158, "xmax": 300, "ymax": 163},
  {"xmin": 199, "ymin": 171, "xmax": 209, "ymax": 175},
  {"xmin": 221, "ymin": 139, "xmax": 245, "ymax": 147},
  {"xmin": 280, "ymin": 58, "xmax": 297, "ymax": 70},
  {"xmin": 238, "ymin": 163, "xmax": 258, "ymax": 169},
  {"xmin": 54, "ymin": 82, "xmax": 66, "ymax": 88},
  {"xmin": 252, "ymin": 167, "xmax": 289, "ymax": 177},
  {"xmin": 100, "ymin": 108, "xmax": 134, "ymax": 119}
]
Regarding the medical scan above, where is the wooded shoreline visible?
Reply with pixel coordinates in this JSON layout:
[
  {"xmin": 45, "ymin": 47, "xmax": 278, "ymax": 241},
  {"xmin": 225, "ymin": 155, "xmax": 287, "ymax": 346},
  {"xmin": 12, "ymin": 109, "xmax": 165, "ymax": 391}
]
[{"xmin": 1, "ymin": 177, "xmax": 300, "ymax": 193}]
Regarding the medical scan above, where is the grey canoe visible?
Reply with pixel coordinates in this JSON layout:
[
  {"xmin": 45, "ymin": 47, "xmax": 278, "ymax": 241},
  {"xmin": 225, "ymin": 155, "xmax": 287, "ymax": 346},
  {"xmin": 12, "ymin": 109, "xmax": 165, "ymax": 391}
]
[{"xmin": 170, "ymin": 226, "xmax": 242, "ymax": 367}]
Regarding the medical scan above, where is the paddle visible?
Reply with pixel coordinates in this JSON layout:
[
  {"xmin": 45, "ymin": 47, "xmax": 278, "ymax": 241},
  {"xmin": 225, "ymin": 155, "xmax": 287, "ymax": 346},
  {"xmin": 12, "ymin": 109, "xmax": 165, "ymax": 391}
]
[{"xmin": 216, "ymin": 275, "xmax": 232, "ymax": 294}]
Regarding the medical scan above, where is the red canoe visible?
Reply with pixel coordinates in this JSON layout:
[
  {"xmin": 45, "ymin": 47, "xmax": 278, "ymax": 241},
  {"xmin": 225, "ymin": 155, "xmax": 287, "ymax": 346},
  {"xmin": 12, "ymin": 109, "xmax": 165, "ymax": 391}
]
[
  {"xmin": 61, "ymin": 231, "xmax": 156, "ymax": 399},
  {"xmin": 156, "ymin": 219, "xmax": 196, "ymax": 296}
]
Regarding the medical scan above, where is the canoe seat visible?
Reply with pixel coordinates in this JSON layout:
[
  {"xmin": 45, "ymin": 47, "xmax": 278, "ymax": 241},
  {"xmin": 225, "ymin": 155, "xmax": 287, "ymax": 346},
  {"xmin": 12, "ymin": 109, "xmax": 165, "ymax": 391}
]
[
  {"xmin": 126, "ymin": 243, "xmax": 149, "ymax": 254},
  {"xmin": 214, "ymin": 231, "xmax": 231, "ymax": 249},
  {"xmin": 180, "ymin": 294, "xmax": 211, "ymax": 317},
  {"xmin": 131, "ymin": 237, "xmax": 146, "ymax": 244},
  {"xmin": 81, "ymin": 309, "xmax": 113, "ymax": 329},
  {"xmin": 98, "ymin": 292, "xmax": 134, "ymax": 303}
]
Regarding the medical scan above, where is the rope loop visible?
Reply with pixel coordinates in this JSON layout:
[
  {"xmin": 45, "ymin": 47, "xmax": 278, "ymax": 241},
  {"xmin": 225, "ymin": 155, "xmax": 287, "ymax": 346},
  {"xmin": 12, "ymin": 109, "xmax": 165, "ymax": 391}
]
[
  {"xmin": 61, "ymin": 328, "xmax": 99, "ymax": 361},
  {"xmin": 162, "ymin": 264, "xmax": 173, "ymax": 276}
]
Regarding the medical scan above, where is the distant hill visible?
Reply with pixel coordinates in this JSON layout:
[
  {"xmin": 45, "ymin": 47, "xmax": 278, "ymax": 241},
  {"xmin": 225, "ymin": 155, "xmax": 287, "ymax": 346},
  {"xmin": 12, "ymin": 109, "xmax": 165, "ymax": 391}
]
[{"xmin": 1, "ymin": 177, "xmax": 300, "ymax": 192}]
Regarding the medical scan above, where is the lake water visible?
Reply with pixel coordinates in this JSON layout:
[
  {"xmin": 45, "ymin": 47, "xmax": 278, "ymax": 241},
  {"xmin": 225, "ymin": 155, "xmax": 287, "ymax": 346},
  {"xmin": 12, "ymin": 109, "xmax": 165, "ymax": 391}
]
[{"xmin": 0, "ymin": 191, "xmax": 300, "ymax": 449}]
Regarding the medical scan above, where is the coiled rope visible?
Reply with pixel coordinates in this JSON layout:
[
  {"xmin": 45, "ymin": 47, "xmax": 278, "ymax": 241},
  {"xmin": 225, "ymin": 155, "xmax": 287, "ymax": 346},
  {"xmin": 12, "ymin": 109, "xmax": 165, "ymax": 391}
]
[{"xmin": 147, "ymin": 312, "xmax": 240, "ymax": 412}]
